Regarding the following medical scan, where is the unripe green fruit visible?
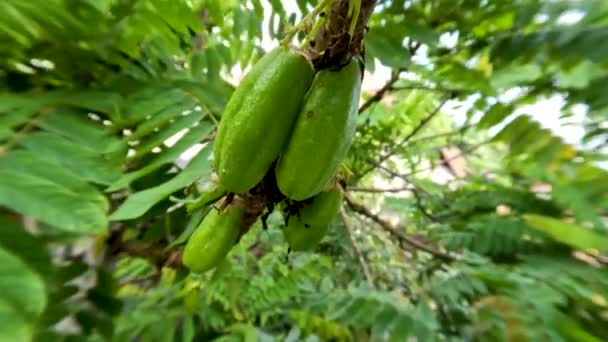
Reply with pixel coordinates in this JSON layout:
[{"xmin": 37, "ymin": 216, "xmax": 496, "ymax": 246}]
[
  {"xmin": 214, "ymin": 47, "xmax": 315, "ymax": 193},
  {"xmin": 182, "ymin": 201, "xmax": 245, "ymax": 273},
  {"xmin": 298, "ymin": 185, "xmax": 343, "ymax": 227},
  {"xmin": 282, "ymin": 185, "xmax": 343, "ymax": 251},
  {"xmin": 275, "ymin": 59, "xmax": 362, "ymax": 201},
  {"xmin": 283, "ymin": 220, "xmax": 329, "ymax": 252}
]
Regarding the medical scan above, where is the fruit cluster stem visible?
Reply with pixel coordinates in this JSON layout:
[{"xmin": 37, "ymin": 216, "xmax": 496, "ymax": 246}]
[{"xmin": 304, "ymin": 0, "xmax": 378, "ymax": 68}]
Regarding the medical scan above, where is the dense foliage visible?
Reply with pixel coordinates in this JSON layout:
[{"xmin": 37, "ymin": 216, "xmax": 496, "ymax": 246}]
[{"xmin": 1, "ymin": 0, "xmax": 607, "ymax": 341}]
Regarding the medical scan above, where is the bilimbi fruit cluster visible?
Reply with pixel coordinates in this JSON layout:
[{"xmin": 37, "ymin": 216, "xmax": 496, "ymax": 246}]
[{"xmin": 183, "ymin": 46, "xmax": 363, "ymax": 273}]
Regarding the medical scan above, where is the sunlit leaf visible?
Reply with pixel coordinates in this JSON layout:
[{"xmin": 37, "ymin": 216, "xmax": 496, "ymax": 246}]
[
  {"xmin": 0, "ymin": 246, "xmax": 47, "ymax": 318},
  {"xmin": 0, "ymin": 151, "xmax": 108, "ymax": 234},
  {"xmin": 523, "ymin": 214, "xmax": 608, "ymax": 251},
  {"xmin": 0, "ymin": 300, "xmax": 32, "ymax": 342}
]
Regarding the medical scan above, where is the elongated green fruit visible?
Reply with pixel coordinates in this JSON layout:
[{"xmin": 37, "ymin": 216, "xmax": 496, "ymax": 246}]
[
  {"xmin": 283, "ymin": 220, "xmax": 329, "ymax": 252},
  {"xmin": 281, "ymin": 185, "xmax": 343, "ymax": 251},
  {"xmin": 275, "ymin": 58, "xmax": 362, "ymax": 201},
  {"xmin": 214, "ymin": 47, "xmax": 315, "ymax": 193},
  {"xmin": 182, "ymin": 201, "xmax": 245, "ymax": 273},
  {"xmin": 298, "ymin": 185, "xmax": 343, "ymax": 226}
]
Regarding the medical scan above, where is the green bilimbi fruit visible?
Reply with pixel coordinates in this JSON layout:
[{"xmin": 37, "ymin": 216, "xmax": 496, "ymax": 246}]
[
  {"xmin": 182, "ymin": 199, "xmax": 245, "ymax": 273},
  {"xmin": 275, "ymin": 58, "xmax": 362, "ymax": 201},
  {"xmin": 282, "ymin": 185, "xmax": 343, "ymax": 251},
  {"xmin": 283, "ymin": 220, "xmax": 329, "ymax": 252},
  {"xmin": 296, "ymin": 184, "xmax": 344, "ymax": 226},
  {"xmin": 214, "ymin": 47, "xmax": 315, "ymax": 194}
]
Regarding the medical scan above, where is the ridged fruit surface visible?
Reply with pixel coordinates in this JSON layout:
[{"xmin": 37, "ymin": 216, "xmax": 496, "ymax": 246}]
[
  {"xmin": 182, "ymin": 201, "xmax": 245, "ymax": 273},
  {"xmin": 214, "ymin": 47, "xmax": 315, "ymax": 193},
  {"xmin": 275, "ymin": 58, "xmax": 362, "ymax": 201}
]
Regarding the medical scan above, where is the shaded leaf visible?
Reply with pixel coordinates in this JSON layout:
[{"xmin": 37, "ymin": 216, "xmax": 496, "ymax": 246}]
[
  {"xmin": 523, "ymin": 214, "xmax": 608, "ymax": 251},
  {"xmin": 107, "ymin": 120, "xmax": 213, "ymax": 191},
  {"xmin": 0, "ymin": 216, "xmax": 52, "ymax": 281},
  {"xmin": 365, "ymin": 27, "xmax": 410, "ymax": 69},
  {"xmin": 110, "ymin": 143, "xmax": 215, "ymax": 220},
  {"xmin": 132, "ymin": 111, "xmax": 206, "ymax": 159}
]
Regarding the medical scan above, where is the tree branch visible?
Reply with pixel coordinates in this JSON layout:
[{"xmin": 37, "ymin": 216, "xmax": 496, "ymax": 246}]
[
  {"xmin": 347, "ymin": 186, "xmax": 413, "ymax": 193},
  {"xmin": 358, "ymin": 70, "xmax": 404, "ymax": 114},
  {"xmin": 305, "ymin": 0, "xmax": 378, "ymax": 68},
  {"xmin": 340, "ymin": 209, "xmax": 374, "ymax": 286},
  {"xmin": 343, "ymin": 193, "xmax": 456, "ymax": 262},
  {"xmin": 358, "ymin": 42, "xmax": 426, "ymax": 115}
]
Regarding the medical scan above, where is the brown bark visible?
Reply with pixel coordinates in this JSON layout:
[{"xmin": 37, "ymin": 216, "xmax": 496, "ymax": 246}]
[{"xmin": 305, "ymin": 0, "xmax": 378, "ymax": 69}]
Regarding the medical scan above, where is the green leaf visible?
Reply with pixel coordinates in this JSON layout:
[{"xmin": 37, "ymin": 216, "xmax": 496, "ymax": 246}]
[
  {"xmin": 0, "ymin": 150, "xmax": 108, "ymax": 234},
  {"xmin": 523, "ymin": 214, "xmax": 608, "ymax": 251},
  {"xmin": 128, "ymin": 96, "xmax": 197, "ymax": 141},
  {"xmin": 132, "ymin": 111, "xmax": 206, "ymax": 159},
  {"xmin": 0, "ymin": 300, "xmax": 32, "ymax": 342},
  {"xmin": 0, "ymin": 246, "xmax": 47, "ymax": 319},
  {"xmin": 56, "ymin": 91, "xmax": 123, "ymax": 120},
  {"xmin": 110, "ymin": 143, "xmax": 215, "ymax": 221},
  {"xmin": 269, "ymin": 0, "xmax": 286, "ymax": 17},
  {"xmin": 491, "ymin": 64, "xmax": 542, "ymax": 89},
  {"xmin": 365, "ymin": 27, "xmax": 410, "ymax": 69},
  {"xmin": 0, "ymin": 216, "xmax": 52, "ymax": 281},
  {"xmin": 123, "ymin": 87, "xmax": 191, "ymax": 125},
  {"xmin": 404, "ymin": 22, "xmax": 439, "ymax": 47},
  {"xmin": 19, "ymin": 131, "xmax": 122, "ymax": 185},
  {"xmin": 477, "ymin": 103, "xmax": 514, "ymax": 129},
  {"xmin": 107, "ymin": 120, "xmax": 213, "ymax": 191},
  {"xmin": 37, "ymin": 110, "xmax": 125, "ymax": 156},
  {"xmin": 173, "ymin": 79, "xmax": 231, "ymax": 116},
  {"xmin": 167, "ymin": 208, "xmax": 207, "ymax": 249}
]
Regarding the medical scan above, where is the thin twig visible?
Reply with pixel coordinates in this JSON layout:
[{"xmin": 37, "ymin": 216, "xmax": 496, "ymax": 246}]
[
  {"xmin": 406, "ymin": 124, "xmax": 474, "ymax": 145},
  {"xmin": 396, "ymin": 97, "xmax": 448, "ymax": 144},
  {"xmin": 411, "ymin": 188, "xmax": 439, "ymax": 222},
  {"xmin": 358, "ymin": 69, "xmax": 403, "ymax": 114},
  {"xmin": 340, "ymin": 209, "xmax": 373, "ymax": 286},
  {"xmin": 399, "ymin": 140, "xmax": 491, "ymax": 178},
  {"xmin": 376, "ymin": 164, "xmax": 405, "ymax": 179},
  {"xmin": 344, "ymin": 193, "xmax": 456, "ymax": 261},
  {"xmin": 372, "ymin": 165, "xmax": 453, "ymax": 210},
  {"xmin": 347, "ymin": 186, "xmax": 413, "ymax": 193},
  {"xmin": 358, "ymin": 44, "xmax": 424, "ymax": 114},
  {"xmin": 373, "ymin": 140, "xmax": 491, "ymax": 182},
  {"xmin": 391, "ymin": 85, "xmax": 449, "ymax": 93}
]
